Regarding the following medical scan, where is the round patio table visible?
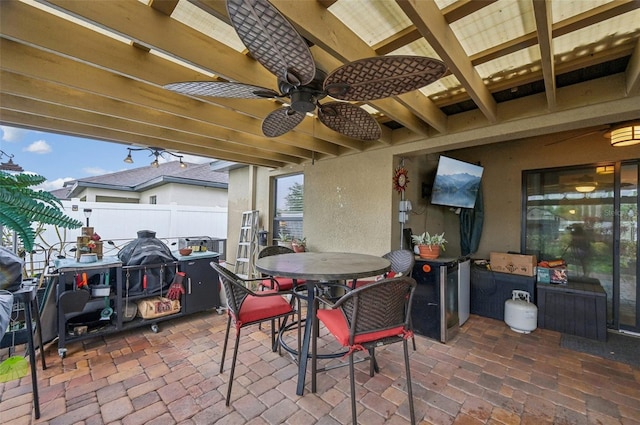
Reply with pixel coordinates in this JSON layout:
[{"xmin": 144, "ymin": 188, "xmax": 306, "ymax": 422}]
[{"xmin": 255, "ymin": 251, "xmax": 391, "ymax": 396}]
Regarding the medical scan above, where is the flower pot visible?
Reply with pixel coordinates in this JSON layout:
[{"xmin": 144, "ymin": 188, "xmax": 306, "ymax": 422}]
[
  {"xmin": 292, "ymin": 243, "xmax": 305, "ymax": 253},
  {"xmin": 418, "ymin": 244, "xmax": 440, "ymax": 259}
]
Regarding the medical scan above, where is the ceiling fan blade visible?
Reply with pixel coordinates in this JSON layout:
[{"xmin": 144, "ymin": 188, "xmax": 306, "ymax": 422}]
[
  {"xmin": 544, "ymin": 125, "xmax": 610, "ymax": 146},
  {"xmin": 164, "ymin": 81, "xmax": 279, "ymax": 99},
  {"xmin": 227, "ymin": 0, "xmax": 316, "ymax": 86},
  {"xmin": 318, "ymin": 102, "xmax": 381, "ymax": 141},
  {"xmin": 324, "ymin": 56, "xmax": 447, "ymax": 101},
  {"xmin": 262, "ymin": 107, "xmax": 306, "ymax": 137}
]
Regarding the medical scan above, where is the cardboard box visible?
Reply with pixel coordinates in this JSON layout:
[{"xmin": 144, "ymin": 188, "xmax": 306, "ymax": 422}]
[{"xmin": 490, "ymin": 252, "xmax": 537, "ymax": 276}]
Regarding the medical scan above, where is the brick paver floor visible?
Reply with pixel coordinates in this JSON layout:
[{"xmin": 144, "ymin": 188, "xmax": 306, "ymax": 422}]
[{"xmin": 1, "ymin": 311, "xmax": 639, "ymax": 424}]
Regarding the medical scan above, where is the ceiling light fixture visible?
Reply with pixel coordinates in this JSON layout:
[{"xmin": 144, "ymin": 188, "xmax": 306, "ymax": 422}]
[
  {"xmin": 0, "ymin": 149, "xmax": 24, "ymax": 172},
  {"xmin": 610, "ymin": 121, "xmax": 640, "ymax": 147},
  {"xmin": 123, "ymin": 147, "xmax": 187, "ymax": 168},
  {"xmin": 575, "ymin": 175, "xmax": 597, "ymax": 193},
  {"xmin": 596, "ymin": 165, "xmax": 614, "ymax": 175}
]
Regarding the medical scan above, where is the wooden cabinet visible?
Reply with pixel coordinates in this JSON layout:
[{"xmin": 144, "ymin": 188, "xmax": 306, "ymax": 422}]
[{"xmin": 175, "ymin": 252, "xmax": 221, "ymax": 314}]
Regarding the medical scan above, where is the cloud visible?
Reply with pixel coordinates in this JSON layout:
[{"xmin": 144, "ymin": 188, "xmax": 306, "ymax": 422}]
[
  {"xmin": 24, "ymin": 139, "xmax": 52, "ymax": 154},
  {"xmin": 182, "ymin": 154, "xmax": 212, "ymax": 164},
  {"xmin": 0, "ymin": 125, "xmax": 29, "ymax": 142},
  {"xmin": 36, "ymin": 177, "xmax": 74, "ymax": 191}
]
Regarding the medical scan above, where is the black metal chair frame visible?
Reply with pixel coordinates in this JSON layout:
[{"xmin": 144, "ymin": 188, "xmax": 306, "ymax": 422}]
[
  {"xmin": 211, "ymin": 262, "xmax": 297, "ymax": 406},
  {"xmin": 312, "ymin": 276, "xmax": 417, "ymax": 425},
  {"xmin": 0, "ymin": 284, "xmax": 47, "ymax": 419}
]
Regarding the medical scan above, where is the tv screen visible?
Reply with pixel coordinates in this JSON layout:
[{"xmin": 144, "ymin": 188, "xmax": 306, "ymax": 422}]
[{"xmin": 430, "ymin": 156, "xmax": 483, "ymax": 209}]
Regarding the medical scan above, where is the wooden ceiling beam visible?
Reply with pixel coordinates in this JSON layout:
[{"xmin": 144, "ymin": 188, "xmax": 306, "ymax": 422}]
[
  {"xmin": 470, "ymin": 0, "xmax": 639, "ymax": 67},
  {"xmin": 533, "ymin": 0, "xmax": 556, "ymax": 110},
  {"xmin": 149, "ymin": 0, "xmax": 180, "ymax": 16},
  {"xmin": 43, "ymin": 0, "xmax": 269, "ymax": 85},
  {"xmin": 374, "ymin": 0, "xmax": 497, "ymax": 55},
  {"xmin": 397, "ymin": 0, "xmax": 497, "ymax": 123},
  {"xmin": 627, "ymin": 38, "xmax": 640, "ymax": 96}
]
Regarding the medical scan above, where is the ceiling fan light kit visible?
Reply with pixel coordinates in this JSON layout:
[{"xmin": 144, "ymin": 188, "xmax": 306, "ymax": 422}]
[
  {"xmin": 164, "ymin": 0, "xmax": 447, "ymax": 142},
  {"xmin": 610, "ymin": 122, "xmax": 640, "ymax": 147}
]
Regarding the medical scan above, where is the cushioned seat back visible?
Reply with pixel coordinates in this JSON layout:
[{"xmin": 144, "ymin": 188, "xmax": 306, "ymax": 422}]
[
  {"xmin": 383, "ymin": 250, "xmax": 415, "ymax": 277},
  {"xmin": 211, "ymin": 263, "xmax": 248, "ymax": 317},
  {"xmin": 258, "ymin": 245, "xmax": 294, "ymax": 258},
  {"xmin": 341, "ymin": 277, "xmax": 416, "ymax": 342}
]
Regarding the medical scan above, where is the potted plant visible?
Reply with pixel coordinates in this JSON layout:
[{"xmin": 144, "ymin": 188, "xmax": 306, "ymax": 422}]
[
  {"xmin": 292, "ymin": 237, "xmax": 306, "ymax": 253},
  {"xmin": 411, "ymin": 231, "xmax": 447, "ymax": 259},
  {"xmin": 277, "ymin": 231, "xmax": 293, "ymax": 250}
]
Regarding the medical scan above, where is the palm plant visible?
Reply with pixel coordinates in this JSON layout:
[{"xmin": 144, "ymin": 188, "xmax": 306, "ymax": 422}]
[{"xmin": 0, "ymin": 171, "xmax": 82, "ymax": 252}]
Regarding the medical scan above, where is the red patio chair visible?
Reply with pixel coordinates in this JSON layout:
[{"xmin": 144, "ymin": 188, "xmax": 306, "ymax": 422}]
[
  {"xmin": 211, "ymin": 262, "xmax": 296, "ymax": 406},
  {"xmin": 257, "ymin": 245, "xmax": 306, "ymax": 291},
  {"xmin": 312, "ymin": 276, "xmax": 417, "ymax": 425}
]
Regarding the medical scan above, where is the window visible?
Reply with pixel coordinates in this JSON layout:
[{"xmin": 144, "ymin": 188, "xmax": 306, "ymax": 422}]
[
  {"xmin": 149, "ymin": 195, "xmax": 157, "ymax": 205},
  {"xmin": 272, "ymin": 174, "xmax": 303, "ymax": 242}
]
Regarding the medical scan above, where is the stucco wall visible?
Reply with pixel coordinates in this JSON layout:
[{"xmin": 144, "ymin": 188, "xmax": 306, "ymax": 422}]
[
  {"xmin": 303, "ymin": 149, "xmax": 392, "ymax": 255},
  {"xmin": 226, "ymin": 166, "xmax": 253, "ymax": 265},
  {"xmin": 228, "ymin": 130, "xmax": 638, "ymax": 263}
]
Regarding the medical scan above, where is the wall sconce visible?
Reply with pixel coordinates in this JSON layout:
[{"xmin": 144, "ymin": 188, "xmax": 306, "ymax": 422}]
[
  {"xmin": 124, "ymin": 147, "xmax": 187, "ymax": 168},
  {"xmin": 0, "ymin": 149, "xmax": 24, "ymax": 172},
  {"xmin": 610, "ymin": 122, "xmax": 640, "ymax": 147},
  {"xmin": 575, "ymin": 176, "xmax": 597, "ymax": 193}
]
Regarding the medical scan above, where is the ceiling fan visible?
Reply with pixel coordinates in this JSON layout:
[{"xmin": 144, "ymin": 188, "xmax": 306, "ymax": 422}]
[{"xmin": 164, "ymin": 0, "xmax": 447, "ymax": 141}]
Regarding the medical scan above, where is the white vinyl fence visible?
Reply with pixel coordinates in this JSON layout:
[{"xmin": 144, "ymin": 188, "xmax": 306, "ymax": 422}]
[{"xmin": 11, "ymin": 200, "xmax": 228, "ymax": 276}]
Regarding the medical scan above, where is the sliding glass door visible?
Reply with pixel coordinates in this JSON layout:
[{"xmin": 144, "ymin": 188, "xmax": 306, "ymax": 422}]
[{"xmin": 524, "ymin": 161, "xmax": 639, "ymax": 332}]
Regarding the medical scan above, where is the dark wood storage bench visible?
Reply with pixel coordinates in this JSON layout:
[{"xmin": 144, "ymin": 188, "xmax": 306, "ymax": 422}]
[
  {"xmin": 537, "ymin": 281, "xmax": 607, "ymax": 341},
  {"xmin": 470, "ymin": 266, "xmax": 536, "ymax": 321}
]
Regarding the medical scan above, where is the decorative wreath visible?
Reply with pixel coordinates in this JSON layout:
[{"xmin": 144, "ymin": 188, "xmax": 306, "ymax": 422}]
[{"xmin": 393, "ymin": 166, "xmax": 410, "ymax": 194}]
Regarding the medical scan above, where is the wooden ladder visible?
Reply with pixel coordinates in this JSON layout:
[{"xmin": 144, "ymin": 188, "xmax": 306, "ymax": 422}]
[{"xmin": 234, "ymin": 210, "xmax": 259, "ymax": 279}]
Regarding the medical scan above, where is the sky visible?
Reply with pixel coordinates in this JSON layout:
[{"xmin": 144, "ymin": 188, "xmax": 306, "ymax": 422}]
[{"xmin": 0, "ymin": 125, "xmax": 212, "ymax": 191}]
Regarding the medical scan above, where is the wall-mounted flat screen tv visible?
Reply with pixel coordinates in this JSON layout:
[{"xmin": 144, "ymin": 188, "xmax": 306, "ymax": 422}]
[{"xmin": 430, "ymin": 156, "xmax": 483, "ymax": 209}]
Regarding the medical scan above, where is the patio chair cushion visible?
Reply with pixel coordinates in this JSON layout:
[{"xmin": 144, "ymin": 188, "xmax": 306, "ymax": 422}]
[
  {"xmin": 316, "ymin": 308, "xmax": 405, "ymax": 346},
  {"xmin": 238, "ymin": 293, "xmax": 293, "ymax": 324},
  {"xmin": 351, "ymin": 271, "xmax": 400, "ymax": 289},
  {"xmin": 261, "ymin": 277, "xmax": 305, "ymax": 291}
]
